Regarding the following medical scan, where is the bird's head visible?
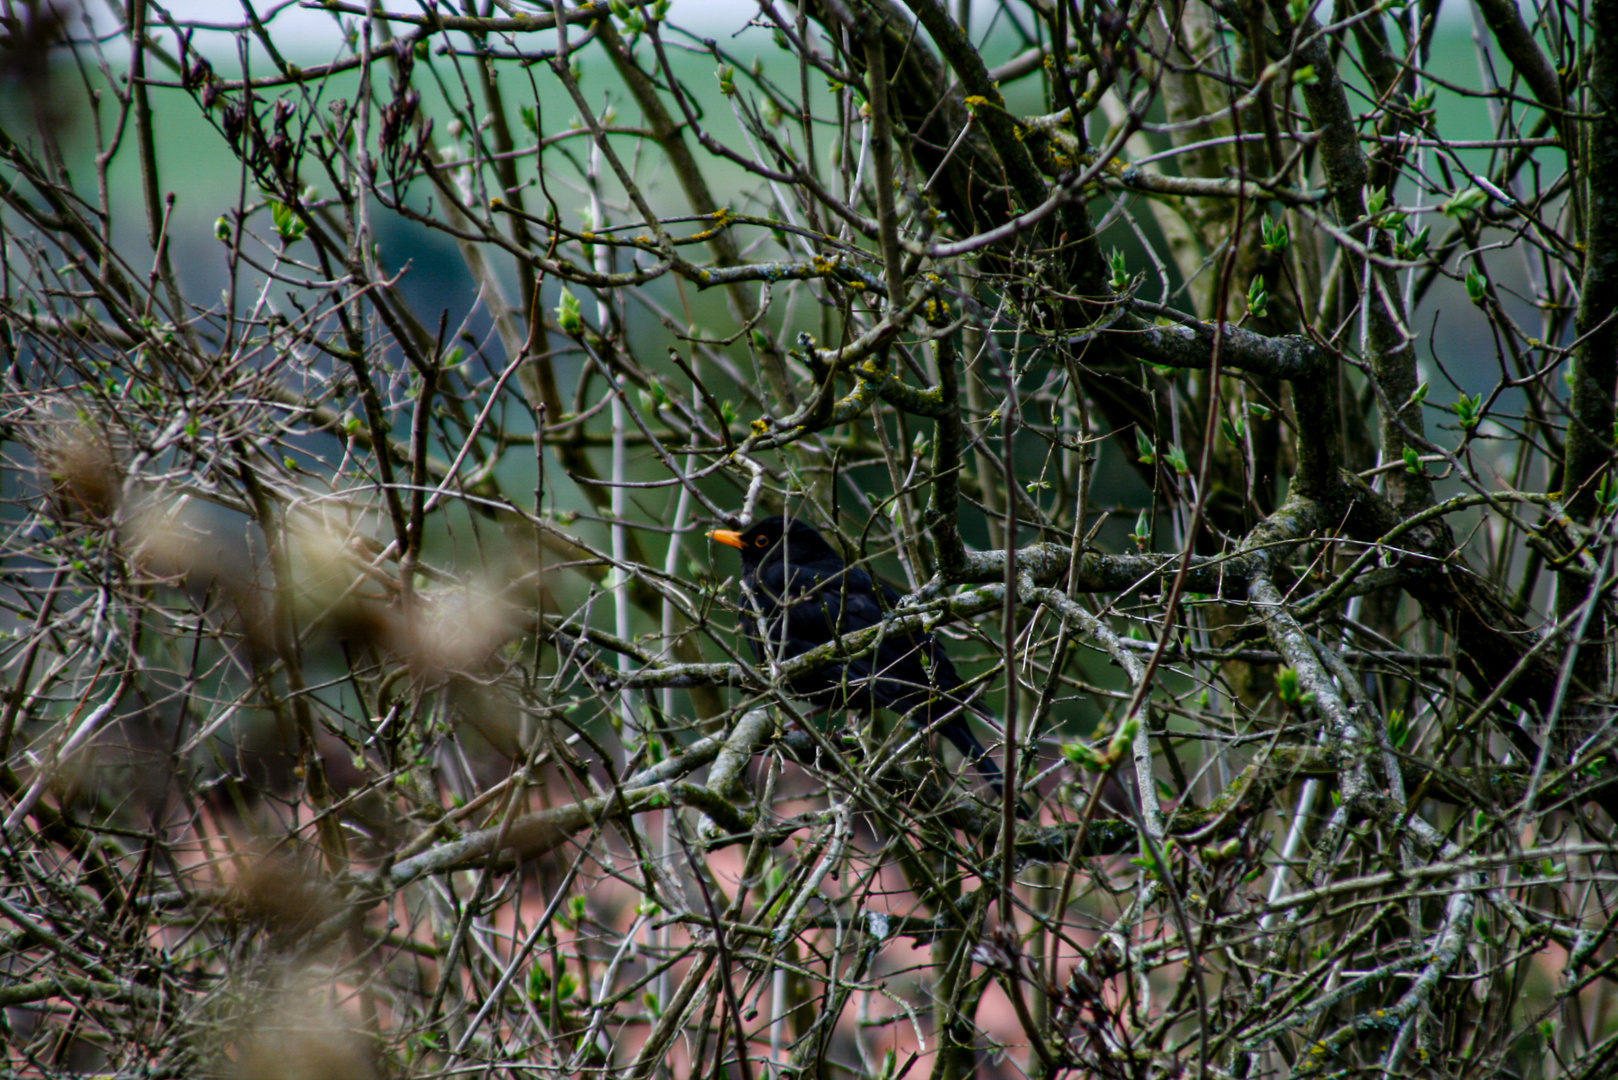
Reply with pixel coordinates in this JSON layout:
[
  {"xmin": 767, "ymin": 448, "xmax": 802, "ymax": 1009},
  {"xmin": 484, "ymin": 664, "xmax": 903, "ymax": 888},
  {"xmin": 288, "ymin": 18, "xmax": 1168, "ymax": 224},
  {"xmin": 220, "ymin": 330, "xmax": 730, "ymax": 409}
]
[{"xmin": 708, "ymin": 515, "xmax": 840, "ymax": 569}]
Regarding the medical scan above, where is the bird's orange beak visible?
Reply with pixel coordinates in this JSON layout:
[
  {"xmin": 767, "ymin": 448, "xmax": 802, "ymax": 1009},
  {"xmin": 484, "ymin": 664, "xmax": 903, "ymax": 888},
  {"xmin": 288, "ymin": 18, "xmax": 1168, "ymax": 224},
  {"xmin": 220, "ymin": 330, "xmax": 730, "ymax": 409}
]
[{"xmin": 708, "ymin": 528, "xmax": 746, "ymax": 549}]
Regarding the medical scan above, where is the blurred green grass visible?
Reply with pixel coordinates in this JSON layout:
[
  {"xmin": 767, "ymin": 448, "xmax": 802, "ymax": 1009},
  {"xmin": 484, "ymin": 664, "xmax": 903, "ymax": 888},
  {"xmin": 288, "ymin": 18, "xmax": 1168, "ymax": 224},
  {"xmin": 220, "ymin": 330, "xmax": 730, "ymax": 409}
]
[{"xmin": 38, "ymin": 16, "xmax": 1524, "ymax": 269}]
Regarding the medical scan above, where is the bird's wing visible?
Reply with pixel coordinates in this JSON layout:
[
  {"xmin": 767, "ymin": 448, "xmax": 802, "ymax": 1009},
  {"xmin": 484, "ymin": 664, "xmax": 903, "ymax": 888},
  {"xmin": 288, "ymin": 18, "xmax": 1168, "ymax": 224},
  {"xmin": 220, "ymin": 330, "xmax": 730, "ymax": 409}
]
[
  {"xmin": 816, "ymin": 563, "xmax": 888, "ymax": 633},
  {"xmin": 765, "ymin": 556, "xmax": 1012, "ymax": 801},
  {"xmin": 813, "ymin": 567, "xmax": 966, "ymax": 710},
  {"xmin": 745, "ymin": 561, "xmax": 871, "ymax": 653},
  {"xmin": 858, "ymin": 582, "xmax": 995, "ymax": 782},
  {"xmin": 755, "ymin": 557, "xmax": 967, "ymax": 704}
]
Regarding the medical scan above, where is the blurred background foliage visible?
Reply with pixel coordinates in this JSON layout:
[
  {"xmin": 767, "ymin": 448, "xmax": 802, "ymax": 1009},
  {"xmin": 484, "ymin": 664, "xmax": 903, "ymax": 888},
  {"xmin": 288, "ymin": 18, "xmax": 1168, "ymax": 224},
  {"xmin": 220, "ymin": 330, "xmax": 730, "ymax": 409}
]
[{"xmin": 1, "ymin": 0, "xmax": 1615, "ymax": 1078}]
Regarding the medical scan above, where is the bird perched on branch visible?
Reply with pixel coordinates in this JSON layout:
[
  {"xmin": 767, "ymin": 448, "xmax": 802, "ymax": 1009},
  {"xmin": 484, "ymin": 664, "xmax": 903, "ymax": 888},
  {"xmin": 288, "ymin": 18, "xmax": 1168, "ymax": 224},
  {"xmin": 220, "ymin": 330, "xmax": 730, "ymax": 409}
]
[{"xmin": 709, "ymin": 516, "xmax": 1024, "ymax": 813}]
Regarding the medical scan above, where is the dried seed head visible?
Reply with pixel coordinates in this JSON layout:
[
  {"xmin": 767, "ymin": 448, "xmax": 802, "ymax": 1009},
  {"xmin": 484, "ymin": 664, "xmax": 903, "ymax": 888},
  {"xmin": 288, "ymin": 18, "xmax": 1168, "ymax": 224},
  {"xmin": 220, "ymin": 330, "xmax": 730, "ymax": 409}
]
[
  {"xmin": 36, "ymin": 416, "xmax": 123, "ymax": 522},
  {"xmin": 230, "ymin": 852, "xmax": 341, "ymax": 937},
  {"xmin": 227, "ymin": 978, "xmax": 380, "ymax": 1080}
]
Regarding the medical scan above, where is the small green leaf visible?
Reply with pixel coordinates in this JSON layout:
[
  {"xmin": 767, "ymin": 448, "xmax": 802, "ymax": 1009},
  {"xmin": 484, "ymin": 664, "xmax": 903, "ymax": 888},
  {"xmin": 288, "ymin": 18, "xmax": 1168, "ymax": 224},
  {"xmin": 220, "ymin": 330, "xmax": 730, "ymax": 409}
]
[
  {"xmin": 1165, "ymin": 444, "xmax": 1190, "ymax": 476},
  {"xmin": 1452, "ymin": 391, "xmax": 1484, "ymax": 430},
  {"xmin": 1395, "ymin": 224, "xmax": 1430, "ymax": 260},
  {"xmin": 1246, "ymin": 274, "xmax": 1269, "ymax": 320},
  {"xmin": 1062, "ymin": 740, "xmax": 1104, "ymax": 769},
  {"xmin": 1130, "ymin": 509, "xmax": 1152, "ymax": 551},
  {"xmin": 555, "ymin": 288, "xmax": 584, "ymax": 335},
  {"xmin": 267, "ymin": 198, "xmax": 307, "ymax": 242},
  {"xmin": 1108, "ymin": 247, "xmax": 1131, "ymax": 291},
  {"xmin": 1260, "ymin": 213, "xmax": 1290, "ymax": 253},
  {"xmin": 1387, "ymin": 708, "xmax": 1410, "ymax": 749},
  {"xmin": 1276, "ymin": 667, "xmax": 1314, "ymax": 709},
  {"xmin": 1136, "ymin": 427, "xmax": 1156, "ymax": 465},
  {"xmin": 1594, "ymin": 475, "xmax": 1618, "ymax": 514},
  {"xmin": 527, "ymin": 965, "xmax": 551, "ymax": 1001},
  {"xmin": 1444, "ymin": 186, "xmax": 1488, "ymax": 218}
]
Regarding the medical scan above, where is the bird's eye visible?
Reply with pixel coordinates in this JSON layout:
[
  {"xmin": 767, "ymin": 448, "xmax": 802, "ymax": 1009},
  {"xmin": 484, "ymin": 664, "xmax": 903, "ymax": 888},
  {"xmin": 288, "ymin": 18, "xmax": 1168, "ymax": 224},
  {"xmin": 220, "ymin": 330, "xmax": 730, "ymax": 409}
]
[{"xmin": 755, "ymin": 535, "xmax": 769, "ymax": 547}]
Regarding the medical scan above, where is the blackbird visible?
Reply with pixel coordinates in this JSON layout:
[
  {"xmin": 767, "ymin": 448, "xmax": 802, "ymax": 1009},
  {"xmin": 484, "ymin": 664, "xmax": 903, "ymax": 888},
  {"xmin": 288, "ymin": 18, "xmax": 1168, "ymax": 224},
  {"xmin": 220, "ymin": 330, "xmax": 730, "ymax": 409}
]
[{"xmin": 709, "ymin": 516, "xmax": 1018, "ymax": 805}]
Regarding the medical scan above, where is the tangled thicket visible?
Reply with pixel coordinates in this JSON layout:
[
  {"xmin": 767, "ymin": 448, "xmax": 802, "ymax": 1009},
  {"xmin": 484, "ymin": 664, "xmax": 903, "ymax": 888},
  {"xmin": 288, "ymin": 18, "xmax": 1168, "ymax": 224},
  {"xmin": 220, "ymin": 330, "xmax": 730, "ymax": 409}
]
[{"xmin": 1, "ymin": 0, "xmax": 1616, "ymax": 1077}]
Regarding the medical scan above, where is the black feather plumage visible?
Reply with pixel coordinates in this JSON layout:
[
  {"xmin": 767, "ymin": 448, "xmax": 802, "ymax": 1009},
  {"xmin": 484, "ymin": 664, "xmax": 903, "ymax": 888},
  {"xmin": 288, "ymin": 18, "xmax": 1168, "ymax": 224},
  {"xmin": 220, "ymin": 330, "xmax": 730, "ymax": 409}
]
[{"xmin": 711, "ymin": 516, "xmax": 1022, "ymax": 810}]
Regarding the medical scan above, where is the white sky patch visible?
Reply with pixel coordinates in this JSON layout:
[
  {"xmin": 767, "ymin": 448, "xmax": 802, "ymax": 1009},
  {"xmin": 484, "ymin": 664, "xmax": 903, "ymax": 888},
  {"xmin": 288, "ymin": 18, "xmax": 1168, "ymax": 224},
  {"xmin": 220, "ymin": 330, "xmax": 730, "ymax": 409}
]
[
  {"xmin": 84, "ymin": 0, "xmax": 780, "ymax": 58},
  {"xmin": 86, "ymin": 0, "xmax": 1484, "ymax": 62}
]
